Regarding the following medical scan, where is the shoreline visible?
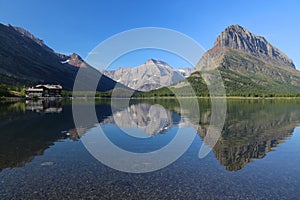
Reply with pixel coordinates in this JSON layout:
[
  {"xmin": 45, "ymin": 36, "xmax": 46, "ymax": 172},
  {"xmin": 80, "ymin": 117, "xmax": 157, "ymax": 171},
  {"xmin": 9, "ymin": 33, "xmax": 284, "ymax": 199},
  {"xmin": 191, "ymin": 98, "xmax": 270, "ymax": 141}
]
[{"xmin": 2, "ymin": 96, "xmax": 300, "ymax": 101}]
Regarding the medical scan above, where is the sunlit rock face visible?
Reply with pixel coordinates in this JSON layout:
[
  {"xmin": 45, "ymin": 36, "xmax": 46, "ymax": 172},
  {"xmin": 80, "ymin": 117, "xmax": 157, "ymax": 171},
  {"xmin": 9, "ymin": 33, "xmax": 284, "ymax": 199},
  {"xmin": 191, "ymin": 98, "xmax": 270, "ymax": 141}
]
[
  {"xmin": 100, "ymin": 59, "xmax": 189, "ymax": 91},
  {"xmin": 199, "ymin": 24, "xmax": 295, "ymax": 71},
  {"xmin": 190, "ymin": 24, "xmax": 300, "ymax": 95},
  {"xmin": 214, "ymin": 24, "xmax": 295, "ymax": 67}
]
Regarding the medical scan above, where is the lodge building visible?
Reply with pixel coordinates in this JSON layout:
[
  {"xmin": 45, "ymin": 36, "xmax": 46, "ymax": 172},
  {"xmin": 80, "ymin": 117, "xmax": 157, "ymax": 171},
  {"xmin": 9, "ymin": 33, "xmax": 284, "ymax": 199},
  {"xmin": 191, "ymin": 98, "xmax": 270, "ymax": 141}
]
[{"xmin": 25, "ymin": 84, "xmax": 62, "ymax": 98}]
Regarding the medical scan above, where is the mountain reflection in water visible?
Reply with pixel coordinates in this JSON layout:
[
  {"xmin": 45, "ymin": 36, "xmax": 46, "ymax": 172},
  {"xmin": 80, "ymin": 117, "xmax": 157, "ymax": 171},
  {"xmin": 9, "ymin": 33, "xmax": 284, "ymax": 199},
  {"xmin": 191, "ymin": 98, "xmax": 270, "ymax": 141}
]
[
  {"xmin": 196, "ymin": 100, "xmax": 300, "ymax": 171},
  {"xmin": 0, "ymin": 99, "xmax": 300, "ymax": 172},
  {"xmin": 101, "ymin": 103, "xmax": 184, "ymax": 136}
]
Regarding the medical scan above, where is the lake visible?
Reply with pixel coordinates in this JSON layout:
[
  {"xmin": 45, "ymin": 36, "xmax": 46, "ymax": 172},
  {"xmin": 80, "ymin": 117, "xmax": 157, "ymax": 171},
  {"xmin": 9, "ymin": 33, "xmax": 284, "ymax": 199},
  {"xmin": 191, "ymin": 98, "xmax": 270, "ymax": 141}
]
[{"xmin": 1, "ymin": 99, "xmax": 300, "ymax": 199}]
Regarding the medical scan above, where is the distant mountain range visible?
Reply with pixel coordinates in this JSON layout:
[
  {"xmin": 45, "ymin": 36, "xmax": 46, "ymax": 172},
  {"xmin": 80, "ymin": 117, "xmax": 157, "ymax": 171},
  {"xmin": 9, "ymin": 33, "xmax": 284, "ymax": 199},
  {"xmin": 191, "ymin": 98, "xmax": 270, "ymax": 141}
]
[
  {"xmin": 141, "ymin": 24, "xmax": 300, "ymax": 97},
  {"xmin": 100, "ymin": 59, "xmax": 193, "ymax": 91},
  {"xmin": 0, "ymin": 23, "xmax": 127, "ymax": 91}
]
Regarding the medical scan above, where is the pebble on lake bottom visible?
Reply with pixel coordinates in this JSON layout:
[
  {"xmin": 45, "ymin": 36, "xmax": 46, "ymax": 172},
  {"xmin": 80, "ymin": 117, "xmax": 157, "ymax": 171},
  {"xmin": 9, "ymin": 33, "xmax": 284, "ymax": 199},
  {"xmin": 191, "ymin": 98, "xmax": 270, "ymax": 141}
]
[{"xmin": 40, "ymin": 162, "xmax": 54, "ymax": 166}]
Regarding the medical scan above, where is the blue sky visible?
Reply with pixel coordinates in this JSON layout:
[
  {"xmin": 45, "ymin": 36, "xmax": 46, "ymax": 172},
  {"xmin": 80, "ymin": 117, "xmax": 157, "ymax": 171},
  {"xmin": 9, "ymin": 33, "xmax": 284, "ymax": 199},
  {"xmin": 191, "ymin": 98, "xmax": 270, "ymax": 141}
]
[{"xmin": 0, "ymin": 0, "xmax": 299, "ymax": 69}]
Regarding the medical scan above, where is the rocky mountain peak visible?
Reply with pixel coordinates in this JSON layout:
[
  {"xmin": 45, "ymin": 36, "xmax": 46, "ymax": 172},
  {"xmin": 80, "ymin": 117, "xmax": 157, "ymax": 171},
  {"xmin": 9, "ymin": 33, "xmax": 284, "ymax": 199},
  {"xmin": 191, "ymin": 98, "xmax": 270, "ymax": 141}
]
[
  {"xmin": 63, "ymin": 53, "xmax": 88, "ymax": 68},
  {"xmin": 100, "ymin": 59, "xmax": 186, "ymax": 91},
  {"xmin": 145, "ymin": 58, "xmax": 168, "ymax": 66},
  {"xmin": 69, "ymin": 53, "xmax": 82, "ymax": 60},
  {"xmin": 213, "ymin": 24, "xmax": 295, "ymax": 68},
  {"xmin": 145, "ymin": 58, "xmax": 157, "ymax": 65}
]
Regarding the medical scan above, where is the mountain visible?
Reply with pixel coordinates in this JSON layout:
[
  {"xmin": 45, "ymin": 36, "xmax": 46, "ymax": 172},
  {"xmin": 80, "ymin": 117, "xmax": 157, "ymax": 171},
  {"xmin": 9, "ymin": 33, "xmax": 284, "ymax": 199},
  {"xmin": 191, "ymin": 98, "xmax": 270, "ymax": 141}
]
[
  {"xmin": 195, "ymin": 24, "xmax": 300, "ymax": 95},
  {"xmin": 0, "ymin": 23, "xmax": 126, "ymax": 91},
  {"xmin": 140, "ymin": 24, "xmax": 300, "ymax": 97},
  {"xmin": 100, "ymin": 59, "xmax": 186, "ymax": 91},
  {"xmin": 61, "ymin": 53, "xmax": 89, "ymax": 68},
  {"xmin": 212, "ymin": 24, "xmax": 295, "ymax": 68}
]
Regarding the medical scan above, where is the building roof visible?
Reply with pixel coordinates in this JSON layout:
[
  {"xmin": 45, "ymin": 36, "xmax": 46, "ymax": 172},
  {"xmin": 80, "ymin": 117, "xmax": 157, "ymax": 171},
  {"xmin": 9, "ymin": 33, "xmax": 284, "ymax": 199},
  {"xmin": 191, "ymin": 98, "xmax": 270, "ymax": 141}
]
[
  {"xmin": 25, "ymin": 88, "xmax": 43, "ymax": 92},
  {"xmin": 35, "ymin": 84, "xmax": 63, "ymax": 90}
]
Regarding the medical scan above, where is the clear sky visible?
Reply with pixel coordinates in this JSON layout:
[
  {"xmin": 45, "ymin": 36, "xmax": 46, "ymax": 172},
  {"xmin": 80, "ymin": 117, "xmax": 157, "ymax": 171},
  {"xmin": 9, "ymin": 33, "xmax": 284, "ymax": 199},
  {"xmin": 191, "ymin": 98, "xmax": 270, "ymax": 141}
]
[{"xmin": 0, "ymin": 0, "xmax": 299, "ymax": 69}]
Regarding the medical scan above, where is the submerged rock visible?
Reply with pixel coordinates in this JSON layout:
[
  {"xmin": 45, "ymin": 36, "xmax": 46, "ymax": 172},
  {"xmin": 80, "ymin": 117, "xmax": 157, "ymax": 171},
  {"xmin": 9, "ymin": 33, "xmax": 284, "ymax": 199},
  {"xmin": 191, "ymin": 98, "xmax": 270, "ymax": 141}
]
[{"xmin": 40, "ymin": 162, "xmax": 54, "ymax": 166}]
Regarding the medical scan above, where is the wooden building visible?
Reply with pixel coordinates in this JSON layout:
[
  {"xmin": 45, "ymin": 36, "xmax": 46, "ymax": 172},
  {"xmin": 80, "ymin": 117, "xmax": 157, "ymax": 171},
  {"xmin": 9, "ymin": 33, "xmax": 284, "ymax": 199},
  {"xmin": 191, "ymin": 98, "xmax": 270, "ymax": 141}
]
[{"xmin": 25, "ymin": 84, "xmax": 62, "ymax": 98}]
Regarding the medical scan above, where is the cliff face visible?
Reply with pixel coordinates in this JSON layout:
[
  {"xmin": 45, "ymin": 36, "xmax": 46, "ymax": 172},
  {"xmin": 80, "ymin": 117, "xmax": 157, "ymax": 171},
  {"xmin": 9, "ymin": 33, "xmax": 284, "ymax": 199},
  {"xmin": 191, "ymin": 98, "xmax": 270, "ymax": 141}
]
[{"xmin": 214, "ymin": 25, "xmax": 295, "ymax": 68}]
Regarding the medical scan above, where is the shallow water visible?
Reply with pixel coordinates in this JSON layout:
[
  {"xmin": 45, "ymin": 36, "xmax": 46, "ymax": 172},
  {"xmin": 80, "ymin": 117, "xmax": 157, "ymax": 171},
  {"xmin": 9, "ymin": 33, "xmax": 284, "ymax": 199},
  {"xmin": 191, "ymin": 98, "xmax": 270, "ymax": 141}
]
[{"xmin": 1, "ymin": 99, "xmax": 300, "ymax": 199}]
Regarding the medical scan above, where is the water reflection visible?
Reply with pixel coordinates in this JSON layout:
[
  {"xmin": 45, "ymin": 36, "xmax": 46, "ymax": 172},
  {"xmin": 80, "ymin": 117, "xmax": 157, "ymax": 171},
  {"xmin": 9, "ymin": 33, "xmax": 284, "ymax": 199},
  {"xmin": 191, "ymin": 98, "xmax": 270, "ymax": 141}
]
[
  {"xmin": 102, "ymin": 103, "xmax": 176, "ymax": 136},
  {"xmin": 0, "ymin": 100, "xmax": 116, "ymax": 171},
  {"xmin": 25, "ymin": 100, "xmax": 62, "ymax": 113},
  {"xmin": 0, "ymin": 101, "xmax": 71, "ymax": 171},
  {"xmin": 0, "ymin": 99, "xmax": 300, "ymax": 172},
  {"xmin": 196, "ymin": 100, "xmax": 300, "ymax": 171}
]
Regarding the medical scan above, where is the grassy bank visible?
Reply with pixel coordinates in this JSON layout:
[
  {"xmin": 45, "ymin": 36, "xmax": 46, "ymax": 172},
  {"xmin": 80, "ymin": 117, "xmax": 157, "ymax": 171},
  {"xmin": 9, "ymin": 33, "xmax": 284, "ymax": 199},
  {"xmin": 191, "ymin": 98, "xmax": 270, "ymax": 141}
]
[{"xmin": 0, "ymin": 84, "xmax": 25, "ymax": 97}]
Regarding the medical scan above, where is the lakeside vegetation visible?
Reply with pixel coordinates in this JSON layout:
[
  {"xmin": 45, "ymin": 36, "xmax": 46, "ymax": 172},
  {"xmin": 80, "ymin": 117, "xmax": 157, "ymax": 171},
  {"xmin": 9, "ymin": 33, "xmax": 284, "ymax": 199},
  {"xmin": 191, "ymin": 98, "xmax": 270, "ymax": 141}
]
[
  {"xmin": 2, "ymin": 77, "xmax": 300, "ymax": 100},
  {"xmin": 0, "ymin": 84, "xmax": 25, "ymax": 97},
  {"xmin": 132, "ymin": 69, "xmax": 300, "ymax": 98}
]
